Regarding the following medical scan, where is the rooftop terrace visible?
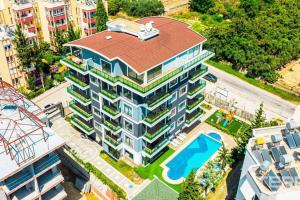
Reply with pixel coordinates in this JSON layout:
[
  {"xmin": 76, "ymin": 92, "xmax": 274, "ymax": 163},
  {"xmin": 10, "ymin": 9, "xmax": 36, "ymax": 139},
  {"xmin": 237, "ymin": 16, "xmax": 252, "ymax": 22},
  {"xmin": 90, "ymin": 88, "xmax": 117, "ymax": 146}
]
[{"xmin": 0, "ymin": 80, "xmax": 65, "ymax": 181}]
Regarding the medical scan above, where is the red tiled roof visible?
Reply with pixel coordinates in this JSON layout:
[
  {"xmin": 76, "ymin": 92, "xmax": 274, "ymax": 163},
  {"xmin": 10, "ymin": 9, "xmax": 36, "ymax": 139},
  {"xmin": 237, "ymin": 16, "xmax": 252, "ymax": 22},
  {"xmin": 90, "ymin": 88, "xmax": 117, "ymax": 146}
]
[{"xmin": 67, "ymin": 17, "xmax": 206, "ymax": 73}]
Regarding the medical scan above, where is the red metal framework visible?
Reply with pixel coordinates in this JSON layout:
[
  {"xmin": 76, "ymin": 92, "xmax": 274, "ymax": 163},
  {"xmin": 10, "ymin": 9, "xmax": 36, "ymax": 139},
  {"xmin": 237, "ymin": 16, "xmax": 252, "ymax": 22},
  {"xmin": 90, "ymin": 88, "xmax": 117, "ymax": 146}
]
[{"xmin": 0, "ymin": 80, "xmax": 47, "ymax": 166}]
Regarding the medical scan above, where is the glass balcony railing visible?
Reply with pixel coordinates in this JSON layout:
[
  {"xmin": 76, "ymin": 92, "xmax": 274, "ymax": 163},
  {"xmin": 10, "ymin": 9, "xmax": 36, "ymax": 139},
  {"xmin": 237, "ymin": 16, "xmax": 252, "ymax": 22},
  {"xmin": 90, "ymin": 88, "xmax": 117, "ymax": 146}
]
[
  {"xmin": 67, "ymin": 86, "xmax": 91, "ymax": 104},
  {"xmin": 102, "ymin": 104, "xmax": 120, "ymax": 117},
  {"xmin": 89, "ymin": 51, "xmax": 214, "ymax": 94},
  {"xmin": 144, "ymin": 107, "xmax": 170, "ymax": 125},
  {"xmin": 71, "ymin": 115, "xmax": 94, "ymax": 133},
  {"xmin": 65, "ymin": 72, "xmax": 89, "ymax": 88},
  {"xmin": 104, "ymin": 135, "xmax": 122, "ymax": 147},
  {"xmin": 147, "ymin": 92, "xmax": 171, "ymax": 109},
  {"xmin": 144, "ymin": 123, "xmax": 169, "ymax": 141},
  {"xmin": 5, "ymin": 169, "xmax": 33, "ymax": 191},
  {"xmin": 186, "ymin": 96, "xmax": 204, "ymax": 111},
  {"xmin": 69, "ymin": 101, "xmax": 92, "ymax": 119},
  {"xmin": 99, "ymin": 88, "xmax": 119, "ymax": 101},
  {"xmin": 102, "ymin": 120, "xmax": 121, "ymax": 132},
  {"xmin": 61, "ymin": 56, "xmax": 87, "ymax": 72},
  {"xmin": 189, "ymin": 65, "xmax": 208, "ymax": 81},
  {"xmin": 143, "ymin": 138, "xmax": 169, "ymax": 156},
  {"xmin": 34, "ymin": 154, "xmax": 60, "ymax": 175},
  {"xmin": 186, "ymin": 109, "xmax": 204, "ymax": 125},
  {"xmin": 188, "ymin": 81, "xmax": 206, "ymax": 97}
]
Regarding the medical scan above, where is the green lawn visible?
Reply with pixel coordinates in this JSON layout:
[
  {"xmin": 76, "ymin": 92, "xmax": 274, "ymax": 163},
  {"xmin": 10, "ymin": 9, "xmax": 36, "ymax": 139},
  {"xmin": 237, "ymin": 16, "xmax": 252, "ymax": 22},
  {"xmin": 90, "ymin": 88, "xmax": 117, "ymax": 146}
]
[
  {"xmin": 134, "ymin": 148, "xmax": 183, "ymax": 192},
  {"xmin": 205, "ymin": 110, "xmax": 249, "ymax": 137},
  {"xmin": 206, "ymin": 60, "xmax": 300, "ymax": 104}
]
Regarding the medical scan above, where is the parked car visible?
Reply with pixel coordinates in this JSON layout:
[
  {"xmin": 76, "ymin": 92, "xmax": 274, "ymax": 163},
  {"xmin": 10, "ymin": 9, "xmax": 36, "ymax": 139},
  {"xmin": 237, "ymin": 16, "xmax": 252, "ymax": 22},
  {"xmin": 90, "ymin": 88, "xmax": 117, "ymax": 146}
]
[
  {"xmin": 203, "ymin": 73, "xmax": 218, "ymax": 83},
  {"xmin": 44, "ymin": 103, "xmax": 56, "ymax": 115}
]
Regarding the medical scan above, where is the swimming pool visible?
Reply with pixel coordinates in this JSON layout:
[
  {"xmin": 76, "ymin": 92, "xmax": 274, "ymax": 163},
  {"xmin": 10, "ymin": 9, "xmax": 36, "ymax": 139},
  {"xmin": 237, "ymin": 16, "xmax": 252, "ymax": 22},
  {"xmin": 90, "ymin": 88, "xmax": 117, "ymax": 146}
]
[
  {"xmin": 166, "ymin": 134, "xmax": 221, "ymax": 181},
  {"xmin": 208, "ymin": 132, "xmax": 222, "ymax": 141}
]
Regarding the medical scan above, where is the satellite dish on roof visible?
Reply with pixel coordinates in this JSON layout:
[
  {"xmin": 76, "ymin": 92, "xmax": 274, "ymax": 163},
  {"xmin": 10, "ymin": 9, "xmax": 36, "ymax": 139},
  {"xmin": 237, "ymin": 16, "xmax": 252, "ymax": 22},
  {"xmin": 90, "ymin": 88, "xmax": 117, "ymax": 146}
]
[
  {"xmin": 145, "ymin": 22, "xmax": 153, "ymax": 32},
  {"xmin": 140, "ymin": 25, "xmax": 145, "ymax": 32}
]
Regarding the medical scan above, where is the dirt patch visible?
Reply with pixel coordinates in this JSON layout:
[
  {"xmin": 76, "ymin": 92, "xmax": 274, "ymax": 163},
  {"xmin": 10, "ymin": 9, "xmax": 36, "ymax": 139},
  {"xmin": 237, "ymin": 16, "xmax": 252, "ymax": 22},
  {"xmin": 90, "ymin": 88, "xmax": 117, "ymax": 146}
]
[{"xmin": 275, "ymin": 59, "xmax": 300, "ymax": 95}]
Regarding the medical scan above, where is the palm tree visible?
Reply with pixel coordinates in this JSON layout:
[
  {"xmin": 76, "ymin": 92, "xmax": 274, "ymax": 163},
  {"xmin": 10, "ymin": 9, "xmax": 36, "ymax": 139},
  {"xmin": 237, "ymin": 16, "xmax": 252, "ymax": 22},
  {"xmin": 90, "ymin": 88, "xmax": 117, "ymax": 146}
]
[{"xmin": 217, "ymin": 141, "xmax": 233, "ymax": 171}]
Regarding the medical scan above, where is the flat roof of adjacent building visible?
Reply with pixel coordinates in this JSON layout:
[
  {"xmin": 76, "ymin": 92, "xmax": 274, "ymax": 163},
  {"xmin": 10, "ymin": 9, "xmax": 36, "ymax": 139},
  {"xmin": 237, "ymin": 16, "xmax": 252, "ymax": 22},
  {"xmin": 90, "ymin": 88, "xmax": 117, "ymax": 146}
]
[
  {"xmin": 67, "ymin": 17, "xmax": 206, "ymax": 74},
  {"xmin": 0, "ymin": 81, "xmax": 65, "ymax": 181}
]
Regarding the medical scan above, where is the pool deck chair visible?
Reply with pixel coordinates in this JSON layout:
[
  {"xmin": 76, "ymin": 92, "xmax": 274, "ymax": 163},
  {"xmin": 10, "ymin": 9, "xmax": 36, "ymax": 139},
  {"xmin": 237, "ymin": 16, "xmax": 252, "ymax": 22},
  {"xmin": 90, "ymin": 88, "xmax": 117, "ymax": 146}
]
[
  {"xmin": 286, "ymin": 134, "xmax": 297, "ymax": 149},
  {"xmin": 279, "ymin": 146, "xmax": 287, "ymax": 155},
  {"xmin": 261, "ymin": 149, "xmax": 273, "ymax": 163},
  {"xmin": 271, "ymin": 147, "xmax": 281, "ymax": 163},
  {"xmin": 289, "ymin": 167, "xmax": 300, "ymax": 185},
  {"xmin": 280, "ymin": 170, "xmax": 293, "ymax": 187},
  {"xmin": 263, "ymin": 170, "xmax": 282, "ymax": 192},
  {"xmin": 292, "ymin": 133, "xmax": 300, "ymax": 148}
]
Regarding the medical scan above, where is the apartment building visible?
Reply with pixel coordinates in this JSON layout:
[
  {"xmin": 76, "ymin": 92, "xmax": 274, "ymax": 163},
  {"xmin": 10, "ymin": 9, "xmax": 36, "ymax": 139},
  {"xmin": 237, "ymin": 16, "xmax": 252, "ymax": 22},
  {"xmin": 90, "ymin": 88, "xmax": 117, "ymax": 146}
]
[
  {"xmin": 0, "ymin": 80, "xmax": 66, "ymax": 200},
  {"xmin": 236, "ymin": 108, "xmax": 300, "ymax": 200},
  {"xmin": 61, "ymin": 17, "xmax": 214, "ymax": 165}
]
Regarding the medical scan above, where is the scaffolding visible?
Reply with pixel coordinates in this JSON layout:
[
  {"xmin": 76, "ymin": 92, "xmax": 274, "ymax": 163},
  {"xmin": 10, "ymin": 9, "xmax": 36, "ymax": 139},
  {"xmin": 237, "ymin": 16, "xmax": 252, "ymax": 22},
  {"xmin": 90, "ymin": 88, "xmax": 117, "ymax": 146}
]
[{"xmin": 0, "ymin": 80, "xmax": 48, "ymax": 166}]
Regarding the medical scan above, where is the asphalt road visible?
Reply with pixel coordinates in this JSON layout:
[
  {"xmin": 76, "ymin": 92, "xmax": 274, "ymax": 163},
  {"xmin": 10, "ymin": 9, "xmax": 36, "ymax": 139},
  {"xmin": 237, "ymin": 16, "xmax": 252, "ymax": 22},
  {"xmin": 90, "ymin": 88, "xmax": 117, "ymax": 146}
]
[{"xmin": 206, "ymin": 64, "xmax": 297, "ymax": 120}]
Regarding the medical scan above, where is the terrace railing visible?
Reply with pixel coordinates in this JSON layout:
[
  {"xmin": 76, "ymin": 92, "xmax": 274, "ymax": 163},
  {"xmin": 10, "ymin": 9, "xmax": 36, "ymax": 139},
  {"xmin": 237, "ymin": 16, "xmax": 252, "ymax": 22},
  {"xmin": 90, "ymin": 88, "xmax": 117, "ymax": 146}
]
[
  {"xmin": 144, "ymin": 138, "xmax": 169, "ymax": 156},
  {"xmin": 102, "ymin": 120, "xmax": 121, "ymax": 132},
  {"xmin": 69, "ymin": 101, "xmax": 92, "ymax": 119},
  {"xmin": 71, "ymin": 115, "xmax": 94, "ymax": 132},
  {"xmin": 65, "ymin": 72, "xmax": 89, "ymax": 88},
  {"xmin": 102, "ymin": 104, "xmax": 120, "ymax": 117}
]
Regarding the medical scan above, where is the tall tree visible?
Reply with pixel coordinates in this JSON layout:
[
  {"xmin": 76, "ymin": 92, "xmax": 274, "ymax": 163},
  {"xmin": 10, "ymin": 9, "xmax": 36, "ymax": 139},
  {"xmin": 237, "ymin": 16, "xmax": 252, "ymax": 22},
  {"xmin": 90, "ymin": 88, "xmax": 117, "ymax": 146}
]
[
  {"xmin": 67, "ymin": 23, "xmax": 81, "ymax": 42},
  {"xmin": 178, "ymin": 170, "xmax": 203, "ymax": 200},
  {"xmin": 13, "ymin": 25, "xmax": 33, "ymax": 70},
  {"xmin": 240, "ymin": 0, "xmax": 259, "ymax": 18},
  {"xmin": 96, "ymin": 0, "xmax": 108, "ymax": 32},
  {"xmin": 189, "ymin": 0, "xmax": 215, "ymax": 13},
  {"xmin": 251, "ymin": 103, "xmax": 266, "ymax": 129},
  {"xmin": 217, "ymin": 142, "xmax": 233, "ymax": 171},
  {"xmin": 53, "ymin": 30, "xmax": 68, "ymax": 54}
]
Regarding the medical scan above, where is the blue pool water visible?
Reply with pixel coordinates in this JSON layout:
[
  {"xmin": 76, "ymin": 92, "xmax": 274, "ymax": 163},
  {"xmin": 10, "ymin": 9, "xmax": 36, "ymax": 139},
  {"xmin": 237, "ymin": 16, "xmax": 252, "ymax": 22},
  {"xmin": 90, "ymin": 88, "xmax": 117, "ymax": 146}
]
[
  {"xmin": 166, "ymin": 134, "xmax": 221, "ymax": 181},
  {"xmin": 208, "ymin": 132, "xmax": 221, "ymax": 141}
]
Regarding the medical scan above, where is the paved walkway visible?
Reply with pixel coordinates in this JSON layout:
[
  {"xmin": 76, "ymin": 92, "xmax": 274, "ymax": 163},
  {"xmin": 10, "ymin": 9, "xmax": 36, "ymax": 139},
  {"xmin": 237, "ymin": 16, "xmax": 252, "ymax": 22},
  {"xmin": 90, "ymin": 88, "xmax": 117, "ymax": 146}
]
[{"xmin": 51, "ymin": 117, "xmax": 141, "ymax": 196}]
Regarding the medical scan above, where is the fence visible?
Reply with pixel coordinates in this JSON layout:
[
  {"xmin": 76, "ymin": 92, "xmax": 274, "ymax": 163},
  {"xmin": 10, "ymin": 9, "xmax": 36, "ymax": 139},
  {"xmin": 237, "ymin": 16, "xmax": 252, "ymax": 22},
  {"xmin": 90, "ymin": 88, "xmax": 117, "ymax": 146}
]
[{"xmin": 203, "ymin": 92, "xmax": 255, "ymax": 121}]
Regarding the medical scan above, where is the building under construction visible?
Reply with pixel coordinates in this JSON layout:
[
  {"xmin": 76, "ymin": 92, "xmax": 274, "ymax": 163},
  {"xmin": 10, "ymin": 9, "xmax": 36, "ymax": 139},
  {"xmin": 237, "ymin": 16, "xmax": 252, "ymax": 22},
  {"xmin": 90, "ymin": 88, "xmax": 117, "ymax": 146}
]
[{"xmin": 0, "ymin": 80, "xmax": 66, "ymax": 200}]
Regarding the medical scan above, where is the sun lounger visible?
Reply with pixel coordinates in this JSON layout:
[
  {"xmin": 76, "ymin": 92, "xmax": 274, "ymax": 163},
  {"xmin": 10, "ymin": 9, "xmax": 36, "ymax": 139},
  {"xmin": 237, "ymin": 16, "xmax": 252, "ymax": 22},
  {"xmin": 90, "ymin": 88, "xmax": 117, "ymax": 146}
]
[
  {"xmin": 286, "ymin": 134, "xmax": 297, "ymax": 149},
  {"xmin": 180, "ymin": 133, "xmax": 186, "ymax": 138},
  {"xmin": 289, "ymin": 167, "xmax": 300, "ymax": 185},
  {"xmin": 170, "ymin": 141, "xmax": 177, "ymax": 147},
  {"xmin": 263, "ymin": 170, "xmax": 282, "ymax": 192},
  {"xmin": 173, "ymin": 139, "xmax": 180, "ymax": 145},
  {"xmin": 279, "ymin": 146, "xmax": 287, "ymax": 155},
  {"xmin": 177, "ymin": 135, "xmax": 185, "ymax": 141},
  {"xmin": 261, "ymin": 149, "xmax": 273, "ymax": 163},
  {"xmin": 292, "ymin": 133, "xmax": 300, "ymax": 148},
  {"xmin": 271, "ymin": 147, "xmax": 281, "ymax": 163},
  {"xmin": 280, "ymin": 170, "xmax": 293, "ymax": 187}
]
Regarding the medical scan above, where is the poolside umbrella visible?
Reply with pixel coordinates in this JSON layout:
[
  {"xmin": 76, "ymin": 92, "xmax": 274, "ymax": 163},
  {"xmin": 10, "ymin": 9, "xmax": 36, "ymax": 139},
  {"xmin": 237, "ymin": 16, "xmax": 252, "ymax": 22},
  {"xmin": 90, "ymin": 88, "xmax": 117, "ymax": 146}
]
[
  {"xmin": 280, "ymin": 155, "xmax": 293, "ymax": 165},
  {"xmin": 256, "ymin": 137, "xmax": 266, "ymax": 145},
  {"xmin": 271, "ymin": 134, "xmax": 283, "ymax": 143},
  {"xmin": 260, "ymin": 160, "xmax": 271, "ymax": 172}
]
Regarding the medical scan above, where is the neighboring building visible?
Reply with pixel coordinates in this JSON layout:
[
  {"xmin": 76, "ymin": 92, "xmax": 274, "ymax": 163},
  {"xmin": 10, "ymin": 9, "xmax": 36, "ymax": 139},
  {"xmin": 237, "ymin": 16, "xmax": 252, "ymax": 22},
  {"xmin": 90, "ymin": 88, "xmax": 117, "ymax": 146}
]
[
  {"xmin": 61, "ymin": 17, "xmax": 214, "ymax": 165},
  {"xmin": 0, "ymin": 80, "xmax": 66, "ymax": 200},
  {"xmin": 236, "ymin": 108, "xmax": 300, "ymax": 200}
]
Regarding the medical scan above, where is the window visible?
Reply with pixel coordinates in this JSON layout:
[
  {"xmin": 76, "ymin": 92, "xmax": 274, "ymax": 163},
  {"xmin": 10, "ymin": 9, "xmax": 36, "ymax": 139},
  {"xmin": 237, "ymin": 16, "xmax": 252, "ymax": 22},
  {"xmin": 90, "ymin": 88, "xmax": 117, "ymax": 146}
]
[
  {"xmin": 178, "ymin": 100, "xmax": 186, "ymax": 112},
  {"xmin": 193, "ymin": 45, "xmax": 200, "ymax": 57},
  {"xmin": 179, "ymin": 85, "xmax": 187, "ymax": 97},
  {"xmin": 128, "ymin": 68, "xmax": 144, "ymax": 84},
  {"xmin": 90, "ymin": 76, "xmax": 98, "ymax": 85},
  {"xmin": 123, "ymin": 104, "xmax": 133, "ymax": 117},
  {"xmin": 170, "ymin": 107, "xmax": 176, "ymax": 118},
  {"xmin": 169, "ymin": 78, "xmax": 177, "ymax": 88},
  {"xmin": 177, "ymin": 115, "xmax": 185, "ymax": 126},
  {"xmin": 4, "ymin": 44, "xmax": 11, "ymax": 51},
  {"xmin": 101, "ymin": 60, "xmax": 111, "ymax": 74},
  {"xmin": 169, "ymin": 91, "xmax": 177, "ymax": 104},
  {"xmin": 6, "ymin": 55, "xmax": 13, "ymax": 63},
  {"xmin": 125, "ymin": 135, "xmax": 134, "ymax": 148},
  {"xmin": 94, "ymin": 121, "xmax": 101, "ymax": 130},
  {"xmin": 180, "ymin": 73, "xmax": 188, "ymax": 81},
  {"xmin": 91, "ymin": 91, "xmax": 99, "ymax": 101},
  {"xmin": 123, "ymin": 88, "xmax": 132, "ymax": 100},
  {"xmin": 147, "ymin": 65, "xmax": 162, "ymax": 83},
  {"xmin": 169, "ymin": 122, "xmax": 175, "ymax": 132},
  {"xmin": 124, "ymin": 119, "xmax": 133, "ymax": 133},
  {"xmin": 93, "ymin": 106, "xmax": 101, "ymax": 116}
]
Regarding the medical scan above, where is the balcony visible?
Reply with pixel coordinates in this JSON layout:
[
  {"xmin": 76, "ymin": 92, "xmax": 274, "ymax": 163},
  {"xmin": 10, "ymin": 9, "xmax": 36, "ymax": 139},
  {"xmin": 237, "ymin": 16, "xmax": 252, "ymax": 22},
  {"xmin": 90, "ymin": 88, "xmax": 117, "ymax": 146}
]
[
  {"xmin": 104, "ymin": 134, "xmax": 122, "ymax": 148},
  {"xmin": 102, "ymin": 104, "xmax": 121, "ymax": 119},
  {"xmin": 65, "ymin": 72, "xmax": 89, "ymax": 90},
  {"xmin": 4, "ymin": 169, "xmax": 33, "ymax": 192},
  {"xmin": 47, "ymin": 14, "xmax": 66, "ymax": 22},
  {"xmin": 42, "ymin": 184, "xmax": 66, "ymax": 200},
  {"xmin": 38, "ymin": 170, "xmax": 64, "ymax": 194},
  {"xmin": 185, "ymin": 109, "xmax": 204, "ymax": 127},
  {"xmin": 15, "ymin": 15, "xmax": 33, "ymax": 24},
  {"xmin": 187, "ymin": 81, "xmax": 206, "ymax": 99},
  {"xmin": 143, "ymin": 107, "xmax": 171, "ymax": 127},
  {"xmin": 60, "ymin": 56, "xmax": 88, "ymax": 74},
  {"xmin": 69, "ymin": 100, "xmax": 93, "ymax": 120},
  {"xmin": 11, "ymin": 184, "xmax": 39, "ymax": 200},
  {"xmin": 143, "ymin": 138, "xmax": 169, "ymax": 158},
  {"xmin": 146, "ymin": 92, "xmax": 172, "ymax": 110},
  {"xmin": 102, "ymin": 120, "xmax": 121, "ymax": 134},
  {"xmin": 34, "ymin": 153, "xmax": 61, "ymax": 176},
  {"xmin": 27, "ymin": 25, "xmax": 36, "ymax": 33},
  {"xmin": 71, "ymin": 115, "xmax": 94, "ymax": 135},
  {"xmin": 48, "ymin": 24, "xmax": 67, "ymax": 32},
  {"xmin": 99, "ymin": 88, "xmax": 120, "ymax": 103},
  {"xmin": 67, "ymin": 86, "xmax": 91, "ymax": 106},
  {"xmin": 186, "ymin": 95, "xmax": 204, "ymax": 113},
  {"xmin": 84, "ymin": 27, "xmax": 97, "ymax": 35},
  {"xmin": 188, "ymin": 65, "xmax": 208, "ymax": 84},
  {"xmin": 83, "ymin": 17, "xmax": 96, "ymax": 23},
  {"xmin": 143, "ymin": 122, "xmax": 170, "ymax": 143}
]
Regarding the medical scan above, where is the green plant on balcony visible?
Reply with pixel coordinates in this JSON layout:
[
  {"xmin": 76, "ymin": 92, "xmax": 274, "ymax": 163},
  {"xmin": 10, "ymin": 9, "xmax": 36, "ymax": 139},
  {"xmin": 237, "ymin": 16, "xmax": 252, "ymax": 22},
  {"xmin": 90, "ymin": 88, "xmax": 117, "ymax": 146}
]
[
  {"xmin": 103, "ymin": 120, "xmax": 120, "ymax": 132},
  {"xmin": 65, "ymin": 72, "xmax": 88, "ymax": 87},
  {"xmin": 69, "ymin": 101, "xmax": 92, "ymax": 118},
  {"xmin": 189, "ymin": 66, "xmax": 208, "ymax": 81},
  {"xmin": 186, "ymin": 109, "xmax": 204, "ymax": 124},
  {"xmin": 144, "ymin": 138, "xmax": 169, "ymax": 155},
  {"xmin": 144, "ymin": 107, "xmax": 170, "ymax": 124},
  {"xmin": 71, "ymin": 115, "xmax": 93, "ymax": 132},
  {"xmin": 105, "ymin": 135, "xmax": 121, "ymax": 147},
  {"xmin": 144, "ymin": 124, "xmax": 169, "ymax": 140},
  {"xmin": 147, "ymin": 92, "xmax": 171, "ymax": 108},
  {"xmin": 62, "ymin": 57, "xmax": 87, "ymax": 72},
  {"xmin": 100, "ymin": 89, "xmax": 119, "ymax": 100},
  {"xmin": 188, "ymin": 81, "xmax": 206, "ymax": 96},
  {"xmin": 67, "ymin": 86, "xmax": 90, "ymax": 103},
  {"xmin": 103, "ymin": 105, "xmax": 120, "ymax": 116}
]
